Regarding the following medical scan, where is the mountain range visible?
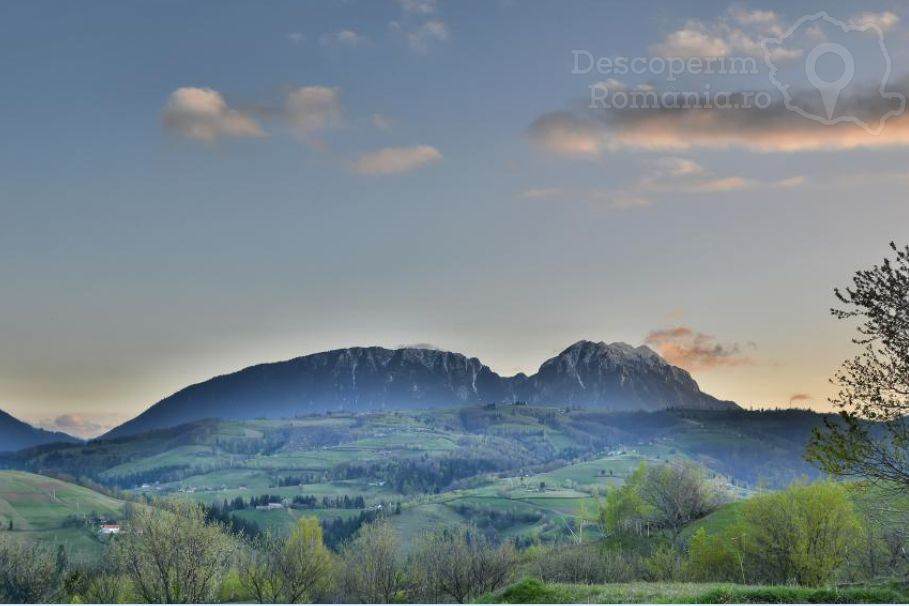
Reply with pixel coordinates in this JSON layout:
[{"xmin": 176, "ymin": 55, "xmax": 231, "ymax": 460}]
[
  {"xmin": 0, "ymin": 408, "xmax": 79, "ymax": 452},
  {"xmin": 103, "ymin": 340, "xmax": 738, "ymax": 439}
]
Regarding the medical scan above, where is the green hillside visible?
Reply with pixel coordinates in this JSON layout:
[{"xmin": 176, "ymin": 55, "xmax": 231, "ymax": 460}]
[
  {"xmin": 0, "ymin": 471, "xmax": 126, "ymax": 562},
  {"xmin": 0, "ymin": 406, "xmax": 829, "ymax": 545}
]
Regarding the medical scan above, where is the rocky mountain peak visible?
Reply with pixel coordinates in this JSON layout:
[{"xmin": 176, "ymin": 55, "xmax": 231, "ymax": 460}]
[{"xmin": 103, "ymin": 340, "xmax": 739, "ymax": 439}]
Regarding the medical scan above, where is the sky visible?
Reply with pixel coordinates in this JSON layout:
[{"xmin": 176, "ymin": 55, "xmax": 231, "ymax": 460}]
[{"xmin": 2, "ymin": 0, "xmax": 908, "ymax": 438}]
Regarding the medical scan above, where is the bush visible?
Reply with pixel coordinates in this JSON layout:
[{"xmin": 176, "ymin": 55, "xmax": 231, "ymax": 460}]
[
  {"xmin": 685, "ymin": 527, "xmax": 744, "ymax": 582},
  {"xmin": 0, "ymin": 534, "xmax": 65, "ymax": 603},
  {"xmin": 486, "ymin": 578, "xmax": 564, "ymax": 603},
  {"xmin": 529, "ymin": 542, "xmax": 608, "ymax": 584}
]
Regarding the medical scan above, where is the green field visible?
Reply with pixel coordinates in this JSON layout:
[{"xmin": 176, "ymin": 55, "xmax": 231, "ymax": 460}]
[{"xmin": 0, "ymin": 471, "xmax": 126, "ymax": 562}]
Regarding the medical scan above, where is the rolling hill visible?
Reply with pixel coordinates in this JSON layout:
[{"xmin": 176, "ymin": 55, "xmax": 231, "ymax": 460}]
[
  {"xmin": 0, "ymin": 406, "xmax": 830, "ymax": 547},
  {"xmin": 104, "ymin": 340, "xmax": 738, "ymax": 439},
  {"xmin": 0, "ymin": 408, "xmax": 79, "ymax": 452},
  {"xmin": 0, "ymin": 471, "xmax": 126, "ymax": 562}
]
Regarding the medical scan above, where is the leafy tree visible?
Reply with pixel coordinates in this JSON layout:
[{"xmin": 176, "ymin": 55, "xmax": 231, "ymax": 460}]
[
  {"xmin": 110, "ymin": 502, "xmax": 235, "ymax": 603},
  {"xmin": 0, "ymin": 534, "xmax": 65, "ymax": 603},
  {"xmin": 239, "ymin": 517, "xmax": 334, "ymax": 603},
  {"xmin": 411, "ymin": 525, "xmax": 516, "ymax": 603},
  {"xmin": 808, "ymin": 243, "xmax": 909, "ymax": 488},
  {"xmin": 598, "ymin": 464, "xmax": 653, "ymax": 542},
  {"xmin": 639, "ymin": 461, "xmax": 724, "ymax": 537},
  {"xmin": 740, "ymin": 481, "xmax": 860, "ymax": 586},
  {"xmin": 338, "ymin": 520, "xmax": 407, "ymax": 603},
  {"xmin": 599, "ymin": 462, "xmax": 722, "ymax": 542}
]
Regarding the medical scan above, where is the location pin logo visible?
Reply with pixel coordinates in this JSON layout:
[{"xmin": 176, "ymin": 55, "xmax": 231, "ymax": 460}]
[{"xmin": 805, "ymin": 43, "xmax": 855, "ymax": 120}]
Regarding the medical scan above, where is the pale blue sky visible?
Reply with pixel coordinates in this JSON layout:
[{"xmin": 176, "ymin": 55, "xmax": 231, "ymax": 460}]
[{"xmin": 2, "ymin": 0, "xmax": 908, "ymax": 437}]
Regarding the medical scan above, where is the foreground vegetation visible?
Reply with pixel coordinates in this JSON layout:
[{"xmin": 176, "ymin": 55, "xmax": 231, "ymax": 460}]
[
  {"xmin": 485, "ymin": 578, "xmax": 908, "ymax": 604},
  {"xmin": 0, "ymin": 462, "xmax": 906, "ymax": 604}
]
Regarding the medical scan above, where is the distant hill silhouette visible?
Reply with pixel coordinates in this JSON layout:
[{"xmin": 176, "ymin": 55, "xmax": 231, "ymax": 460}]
[{"xmin": 0, "ymin": 408, "xmax": 79, "ymax": 452}]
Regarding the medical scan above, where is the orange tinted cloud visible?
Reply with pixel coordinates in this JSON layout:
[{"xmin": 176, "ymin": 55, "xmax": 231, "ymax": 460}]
[
  {"xmin": 528, "ymin": 80, "xmax": 909, "ymax": 154},
  {"xmin": 645, "ymin": 326, "xmax": 753, "ymax": 371},
  {"xmin": 789, "ymin": 393, "xmax": 812, "ymax": 405}
]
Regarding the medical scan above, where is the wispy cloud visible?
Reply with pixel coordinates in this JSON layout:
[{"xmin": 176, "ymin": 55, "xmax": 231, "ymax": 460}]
[
  {"xmin": 789, "ymin": 393, "xmax": 812, "ymax": 405},
  {"xmin": 285, "ymin": 86, "xmax": 344, "ymax": 140},
  {"xmin": 390, "ymin": 0, "xmax": 449, "ymax": 52},
  {"xmin": 38, "ymin": 413, "xmax": 125, "ymax": 439},
  {"xmin": 847, "ymin": 11, "xmax": 899, "ymax": 32},
  {"xmin": 371, "ymin": 113, "xmax": 394, "ymax": 131},
  {"xmin": 353, "ymin": 145, "xmax": 442, "ymax": 175},
  {"xmin": 520, "ymin": 156, "xmax": 804, "ymax": 211},
  {"xmin": 396, "ymin": 0, "xmax": 438, "ymax": 15},
  {"xmin": 319, "ymin": 29, "xmax": 366, "ymax": 48}
]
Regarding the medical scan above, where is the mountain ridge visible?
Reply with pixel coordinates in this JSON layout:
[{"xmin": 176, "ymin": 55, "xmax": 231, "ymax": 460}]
[{"xmin": 103, "ymin": 340, "xmax": 738, "ymax": 439}]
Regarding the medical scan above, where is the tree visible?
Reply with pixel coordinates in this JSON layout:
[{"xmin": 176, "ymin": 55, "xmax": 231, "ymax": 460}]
[
  {"xmin": 599, "ymin": 462, "xmax": 723, "ymax": 542},
  {"xmin": 808, "ymin": 243, "xmax": 909, "ymax": 488},
  {"xmin": 0, "ymin": 533, "xmax": 65, "ymax": 603},
  {"xmin": 740, "ymin": 481, "xmax": 860, "ymax": 586},
  {"xmin": 638, "ymin": 461, "xmax": 724, "ymax": 537},
  {"xmin": 338, "ymin": 520, "xmax": 407, "ymax": 603},
  {"xmin": 110, "ymin": 502, "xmax": 234, "ymax": 603},
  {"xmin": 411, "ymin": 525, "xmax": 516, "ymax": 603},
  {"xmin": 598, "ymin": 464, "xmax": 654, "ymax": 542},
  {"xmin": 239, "ymin": 517, "xmax": 334, "ymax": 603}
]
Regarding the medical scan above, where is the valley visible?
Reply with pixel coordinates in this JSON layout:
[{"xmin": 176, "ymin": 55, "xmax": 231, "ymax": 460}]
[{"xmin": 2, "ymin": 405, "xmax": 823, "ymax": 550}]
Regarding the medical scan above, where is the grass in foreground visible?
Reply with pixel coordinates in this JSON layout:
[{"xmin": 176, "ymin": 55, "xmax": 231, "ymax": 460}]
[{"xmin": 482, "ymin": 578, "xmax": 908, "ymax": 604}]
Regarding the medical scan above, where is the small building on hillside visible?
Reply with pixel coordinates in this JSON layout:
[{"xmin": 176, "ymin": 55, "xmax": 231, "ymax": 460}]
[{"xmin": 99, "ymin": 524, "xmax": 121, "ymax": 535}]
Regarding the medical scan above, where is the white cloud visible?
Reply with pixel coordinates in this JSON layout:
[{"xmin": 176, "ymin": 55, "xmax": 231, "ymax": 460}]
[
  {"xmin": 319, "ymin": 29, "xmax": 366, "ymax": 47},
  {"xmin": 397, "ymin": 0, "xmax": 438, "ymax": 15},
  {"xmin": 518, "ymin": 188, "xmax": 566, "ymax": 199},
  {"xmin": 162, "ymin": 87, "xmax": 265, "ymax": 142},
  {"xmin": 651, "ymin": 22, "xmax": 731, "ymax": 58},
  {"xmin": 353, "ymin": 145, "xmax": 442, "ymax": 175},
  {"xmin": 391, "ymin": 0, "xmax": 449, "ymax": 52},
  {"xmin": 287, "ymin": 32, "xmax": 305, "ymax": 45},
  {"xmin": 522, "ymin": 156, "xmax": 805, "ymax": 213},
  {"xmin": 285, "ymin": 86, "xmax": 343, "ymax": 137},
  {"xmin": 650, "ymin": 7, "xmax": 799, "ymax": 60},
  {"xmin": 371, "ymin": 113, "xmax": 393, "ymax": 131},
  {"xmin": 401, "ymin": 19, "xmax": 449, "ymax": 52},
  {"xmin": 847, "ymin": 11, "xmax": 900, "ymax": 32},
  {"xmin": 650, "ymin": 156, "xmax": 705, "ymax": 177}
]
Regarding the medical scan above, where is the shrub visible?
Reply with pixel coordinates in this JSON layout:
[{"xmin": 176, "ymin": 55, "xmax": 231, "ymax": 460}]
[
  {"xmin": 0, "ymin": 534, "xmax": 65, "ymax": 603},
  {"xmin": 529, "ymin": 542, "xmax": 608, "ymax": 584}
]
